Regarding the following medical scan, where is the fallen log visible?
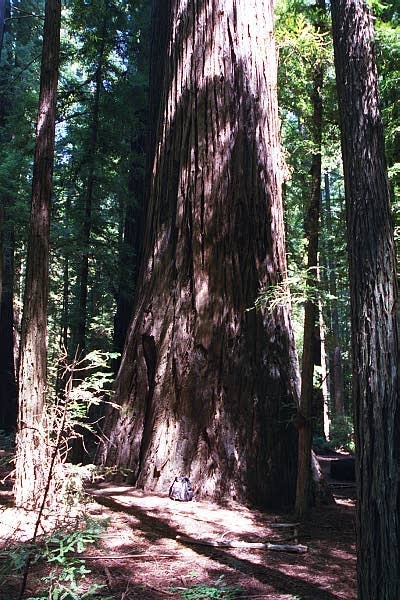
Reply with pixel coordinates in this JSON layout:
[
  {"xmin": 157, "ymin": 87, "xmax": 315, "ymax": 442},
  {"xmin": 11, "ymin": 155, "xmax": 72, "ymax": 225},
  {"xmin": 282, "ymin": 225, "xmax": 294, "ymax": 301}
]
[{"xmin": 175, "ymin": 535, "xmax": 308, "ymax": 553}]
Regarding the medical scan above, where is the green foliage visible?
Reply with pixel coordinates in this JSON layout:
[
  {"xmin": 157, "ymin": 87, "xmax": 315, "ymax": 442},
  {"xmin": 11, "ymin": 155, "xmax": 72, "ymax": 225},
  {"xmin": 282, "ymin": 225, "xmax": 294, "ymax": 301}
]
[
  {"xmin": 63, "ymin": 349, "xmax": 118, "ymax": 410},
  {"xmin": 46, "ymin": 349, "xmax": 119, "ymax": 477},
  {"xmin": 329, "ymin": 415, "xmax": 355, "ymax": 453},
  {"xmin": 373, "ymin": 8, "xmax": 400, "ymax": 261},
  {"xmin": 312, "ymin": 434, "xmax": 334, "ymax": 455},
  {"xmin": 170, "ymin": 575, "xmax": 243, "ymax": 600},
  {"xmin": 253, "ymin": 266, "xmax": 328, "ymax": 314},
  {"xmin": 0, "ymin": 518, "xmax": 110, "ymax": 600}
]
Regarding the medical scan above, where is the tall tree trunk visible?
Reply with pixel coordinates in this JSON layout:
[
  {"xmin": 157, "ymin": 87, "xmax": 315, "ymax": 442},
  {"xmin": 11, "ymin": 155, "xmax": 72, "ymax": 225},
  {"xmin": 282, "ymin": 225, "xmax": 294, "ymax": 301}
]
[
  {"xmin": 318, "ymin": 285, "xmax": 330, "ymax": 439},
  {"xmin": 295, "ymin": 0, "xmax": 325, "ymax": 517},
  {"xmin": 99, "ymin": 0, "xmax": 299, "ymax": 508},
  {"xmin": 14, "ymin": 0, "xmax": 61, "ymax": 509},
  {"xmin": 113, "ymin": 11, "xmax": 150, "ymax": 367},
  {"xmin": 113, "ymin": 131, "xmax": 145, "ymax": 369},
  {"xmin": 73, "ymin": 66, "xmax": 102, "ymax": 355},
  {"xmin": 0, "ymin": 0, "xmax": 5, "ymax": 53},
  {"xmin": 331, "ymin": 2, "xmax": 400, "ymax": 598},
  {"xmin": 323, "ymin": 171, "xmax": 345, "ymax": 415},
  {"xmin": 60, "ymin": 192, "xmax": 72, "ymax": 354},
  {"xmin": 69, "ymin": 15, "xmax": 108, "ymax": 463},
  {"xmin": 0, "ymin": 199, "xmax": 17, "ymax": 432},
  {"xmin": 0, "ymin": 0, "xmax": 17, "ymax": 433},
  {"xmin": 72, "ymin": 10, "xmax": 108, "ymax": 356}
]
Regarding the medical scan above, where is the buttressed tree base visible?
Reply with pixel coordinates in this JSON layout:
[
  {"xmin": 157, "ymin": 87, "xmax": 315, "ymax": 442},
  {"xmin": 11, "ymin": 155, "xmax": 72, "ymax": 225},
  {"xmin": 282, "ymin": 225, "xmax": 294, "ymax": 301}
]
[{"xmin": 99, "ymin": 0, "xmax": 300, "ymax": 509}]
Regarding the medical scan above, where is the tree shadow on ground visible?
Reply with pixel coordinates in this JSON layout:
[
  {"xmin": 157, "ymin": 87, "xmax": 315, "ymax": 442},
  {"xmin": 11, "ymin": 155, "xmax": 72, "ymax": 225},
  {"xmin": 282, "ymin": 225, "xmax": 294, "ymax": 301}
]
[{"xmin": 92, "ymin": 488, "xmax": 355, "ymax": 599}]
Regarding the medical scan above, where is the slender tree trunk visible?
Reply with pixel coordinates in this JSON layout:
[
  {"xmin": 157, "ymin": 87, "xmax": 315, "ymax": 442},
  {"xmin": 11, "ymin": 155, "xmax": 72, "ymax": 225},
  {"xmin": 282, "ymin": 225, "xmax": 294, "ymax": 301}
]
[
  {"xmin": 73, "ymin": 69, "xmax": 101, "ymax": 355},
  {"xmin": 0, "ymin": 208, "xmax": 2, "ymax": 302},
  {"xmin": 331, "ymin": 2, "xmax": 400, "ymax": 597},
  {"xmin": 323, "ymin": 171, "xmax": 345, "ymax": 415},
  {"xmin": 0, "ymin": 199, "xmax": 17, "ymax": 432},
  {"xmin": 69, "ymin": 15, "xmax": 108, "ymax": 463},
  {"xmin": 60, "ymin": 192, "xmax": 72, "ymax": 354},
  {"xmin": 318, "ymin": 282, "xmax": 330, "ymax": 439},
  {"xmin": 14, "ymin": 0, "xmax": 61, "ymax": 509},
  {"xmin": 113, "ymin": 132, "xmax": 145, "ymax": 368},
  {"xmin": 295, "ymin": 0, "xmax": 325, "ymax": 517},
  {"xmin": 113, "ymin": 14, "xmax": 149, "ymax": 367},
  {"xmin": 0, "ymin": 0, "xmax": 5, "ymax": 53},
  {"xmin": 0, "ymin": 1, "xmax": 17, "ymax": 433},
  {"xmin": 72, "ymin": 11, "xmax": 108, "ymax": 356},
  {"xmin": 99, "ymin": 0, "xmax": 299, "ymax": 508}
]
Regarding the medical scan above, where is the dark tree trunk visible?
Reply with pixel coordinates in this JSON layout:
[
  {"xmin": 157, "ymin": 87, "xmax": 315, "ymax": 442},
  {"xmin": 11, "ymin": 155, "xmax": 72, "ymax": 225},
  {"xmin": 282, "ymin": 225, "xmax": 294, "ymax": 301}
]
[
  {"xmin": 0, "ymin": 198, "xmax": 17, "ymax": 432},
  {"xmin": 60, "ymin": 195, "xmax": 71, "ymax": 353},
  {"xmin": 14, "ymin": 0, "xmax": 61, "ymax": 509},
  {"xmin": 73, "ymin": 65, "xmax": 102, "ymax": 355},
  {"xmin": 0, "ymin": 0, "xmax": 5, "ymax": 54},
  {"xmin": 99, "ymin": 0, "xmax": 299, "ymax": 509},
  {"xmin": 72, "ymin": 9, "xmax": 109, "ymax": 356},
  {"xmin": 113, "ymin": 131, "xmax": 146, "ymax": 369},
  {"xmin": 295, "ymin": 0, "xmax": 325, "ymax": 517},
  {"xmin": 331, "ymin": 1, "xmax": 400, "ymax": 598},
  {"xmin": 0, "ymin": 0, "xmax": 17, "ymax": 433},
  {"xmin": 113, "ymin": 15, "xmax": 150, "ymax": 367},
  {"xmin": 69, "ymin": 14, "xmax": 108, "ymax": 464}
]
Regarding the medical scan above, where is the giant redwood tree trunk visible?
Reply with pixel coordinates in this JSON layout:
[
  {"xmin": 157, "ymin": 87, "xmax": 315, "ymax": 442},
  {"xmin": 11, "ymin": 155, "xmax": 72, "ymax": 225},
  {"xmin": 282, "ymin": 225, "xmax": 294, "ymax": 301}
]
[
  {"xmin": 99, "ymin": 0, "xmax": 299, "ymax": 508},
  {"xmin": 332, "ymin": 1, "xmax": 400, "ymax": 597}
]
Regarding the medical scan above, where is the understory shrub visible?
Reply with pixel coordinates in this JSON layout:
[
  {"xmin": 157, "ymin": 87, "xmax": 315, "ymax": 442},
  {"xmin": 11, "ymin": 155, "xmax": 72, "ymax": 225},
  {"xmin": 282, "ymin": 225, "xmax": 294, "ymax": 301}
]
[
  {"xmin": 0, "ymin": 517, "xmax": 110, "ymax": 600},
  {"xmin": 329, "ymin": 415, "xmax": 355, "ymax": 453}
]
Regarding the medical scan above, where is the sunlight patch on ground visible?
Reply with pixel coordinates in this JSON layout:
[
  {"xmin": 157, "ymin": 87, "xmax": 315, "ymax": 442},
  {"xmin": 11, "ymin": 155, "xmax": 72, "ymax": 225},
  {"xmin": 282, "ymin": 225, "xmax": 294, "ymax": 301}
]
[{"xmin": 91, "ymin": 484, "xmax": 269, "ymax": 542}]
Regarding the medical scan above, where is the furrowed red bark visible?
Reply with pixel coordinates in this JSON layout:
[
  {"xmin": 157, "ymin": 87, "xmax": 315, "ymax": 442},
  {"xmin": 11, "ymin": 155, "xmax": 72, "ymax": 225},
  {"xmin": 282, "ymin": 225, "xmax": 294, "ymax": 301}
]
[
  {"xmin": 99, "ymin": 0, "xmax": 299, "ymax": 509},
  {"xmin": 331, "ymin": 1, "xmax": 400, "ymax": 597}
]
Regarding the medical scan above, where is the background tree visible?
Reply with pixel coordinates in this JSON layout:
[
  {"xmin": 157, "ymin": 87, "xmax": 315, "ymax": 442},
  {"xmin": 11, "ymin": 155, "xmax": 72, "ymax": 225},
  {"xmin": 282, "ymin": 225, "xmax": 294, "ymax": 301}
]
[
  {"xmin": 0, "ymin": 0, "xmax": 17, "ymax": 433},
  {"xmin": 113, "ymin": 3, "xmax": 150, "ymax": 368},
  {"xmin": 372, "ymin": 2, "xmax": 400, "ymax": 272},
  {"xmin": 0, "ymin": 0, "xmax": 43, "ymax": 433},
  {"xmin": 322, "ymin": 170, "xmax": 345, "ymax": 416},
  {"xmin": 98, "ymin": 0, "xmax": 300, "ymax": 508},
  {"xmin": 49, "ymin": 0, "xmax": 149, "ymax": 374},
  {"xmin": 295, "ymin": 0, "xmax": 326, "ymax": 516},
  {"xmin": 276, "ymin": 0, "xmax": 352, "ymax": 449},
  {"xmin": 331, "ymin": 1, "xmax": 400, "ymax": 597},
  {"xmin": 14, "ymin": 0, "xmax": 61, "ymax": 508},
  {"xmin": 0, "ymin": 0, "xmax": 5, "ymax": 51}
]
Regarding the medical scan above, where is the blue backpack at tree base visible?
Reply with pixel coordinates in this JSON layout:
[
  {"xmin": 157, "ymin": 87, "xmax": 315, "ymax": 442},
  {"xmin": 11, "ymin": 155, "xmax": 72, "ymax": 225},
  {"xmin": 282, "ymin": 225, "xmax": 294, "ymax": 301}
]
[{"xmin": 169, "ymin": 476, "xmax": 194, "ymax": 501}]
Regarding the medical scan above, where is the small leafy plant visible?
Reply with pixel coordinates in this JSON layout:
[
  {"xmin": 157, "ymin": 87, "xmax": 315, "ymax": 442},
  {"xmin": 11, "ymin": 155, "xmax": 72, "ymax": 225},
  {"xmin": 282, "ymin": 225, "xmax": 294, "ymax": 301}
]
[
  {"xmin": 0, "ymin": 517, "xmax": 110, "ymax": 600},
  {"xmin": 170, "ymin": 575, "xmax": 243, "ymax": 599}
]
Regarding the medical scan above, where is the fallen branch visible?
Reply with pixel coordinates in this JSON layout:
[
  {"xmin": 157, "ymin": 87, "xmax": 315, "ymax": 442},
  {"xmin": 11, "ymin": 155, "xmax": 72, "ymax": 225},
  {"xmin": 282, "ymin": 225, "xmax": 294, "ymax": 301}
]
[
  {"xmin": 175, "ymin": 535, "xmax": 308, "ymax": 553},
  {"xmin": 0, "ymin": 552, "xmax": 176, "ymax": 561},
  {"xmin": 270, "ymin": 522, "xmax": 299, "ymax": 529}
]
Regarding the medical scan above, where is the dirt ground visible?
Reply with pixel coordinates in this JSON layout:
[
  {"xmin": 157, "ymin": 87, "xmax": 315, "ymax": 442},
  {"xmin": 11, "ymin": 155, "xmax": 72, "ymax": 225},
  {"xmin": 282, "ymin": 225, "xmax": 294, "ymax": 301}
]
[{"xmin": 0, "ymin": 455, "xmax": 356, "ymax": 600}]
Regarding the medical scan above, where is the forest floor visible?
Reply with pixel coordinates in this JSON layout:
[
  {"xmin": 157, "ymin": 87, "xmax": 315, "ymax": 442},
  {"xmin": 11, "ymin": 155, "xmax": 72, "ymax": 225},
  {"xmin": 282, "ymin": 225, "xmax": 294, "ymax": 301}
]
[{"xmin": 0, "ymin": 452, "xmax": 356, "ymax": 600}]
